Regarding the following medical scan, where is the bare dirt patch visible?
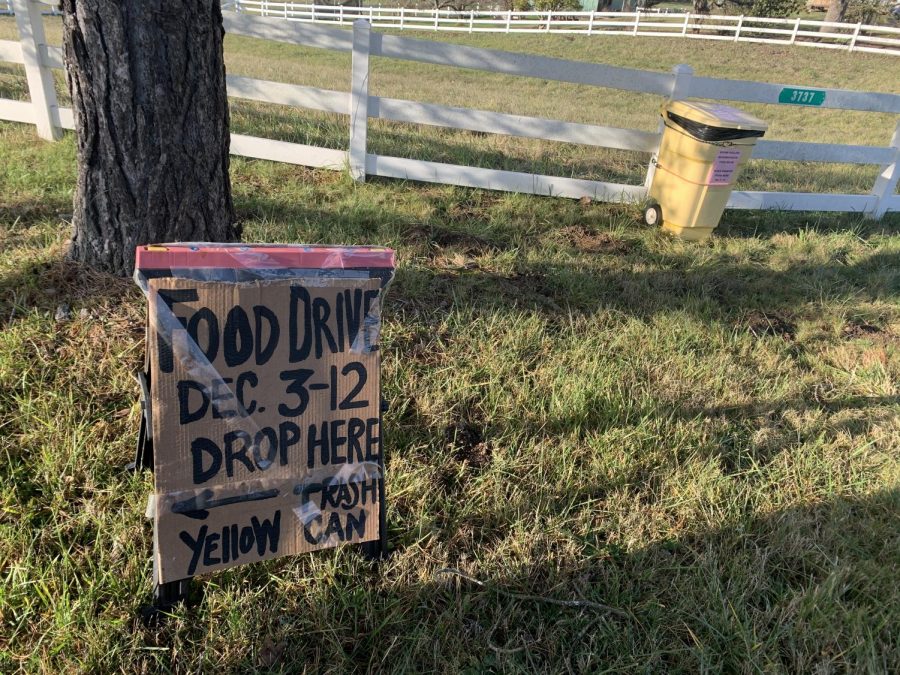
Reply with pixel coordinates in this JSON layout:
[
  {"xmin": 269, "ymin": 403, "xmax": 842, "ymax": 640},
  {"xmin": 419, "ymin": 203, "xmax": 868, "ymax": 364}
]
[
  {"xmin": 842, "ymin": 321, "xmax": 894, "ymax": 341},
  {"xmin": 742, "ymin": 311, "xmax": 797, "ymax": 340},
  {"xmin": 562, "ymin": 226, "xmax": 631, "ymax": 255},
  {"xmin": 445, "ymin": 405, "xmax": 491, "ymax": 470}
]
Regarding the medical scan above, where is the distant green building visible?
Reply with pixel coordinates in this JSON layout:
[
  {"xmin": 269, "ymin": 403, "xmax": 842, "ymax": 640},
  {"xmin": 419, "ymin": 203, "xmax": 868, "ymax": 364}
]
[{"xmin": 579, "ymin": 0, "xmax": 629, "ymax": 10}]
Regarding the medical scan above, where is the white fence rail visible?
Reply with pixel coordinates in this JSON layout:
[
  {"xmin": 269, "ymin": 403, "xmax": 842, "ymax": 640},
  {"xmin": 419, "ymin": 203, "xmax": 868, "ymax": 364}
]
[
  {"xmin": 3, "ymin": 1, "xmax": 900, "ymax": 56},
  {"xmin": 226, "ymin": 2, "xmax": 900, "ymax": 56},
  {"xmin": 1, "ymin": 3, "xmax": 899, "ymax": 218},
  {"xmin": 0, "ymin": 0, "xmax": 59, "ymax": 15}
]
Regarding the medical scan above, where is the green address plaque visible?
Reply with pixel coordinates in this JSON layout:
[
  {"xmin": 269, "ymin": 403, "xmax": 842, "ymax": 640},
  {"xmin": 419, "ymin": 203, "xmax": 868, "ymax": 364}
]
[{"xmin": 778, "ymin": 88, "xmax": 827, "ymax": 106}]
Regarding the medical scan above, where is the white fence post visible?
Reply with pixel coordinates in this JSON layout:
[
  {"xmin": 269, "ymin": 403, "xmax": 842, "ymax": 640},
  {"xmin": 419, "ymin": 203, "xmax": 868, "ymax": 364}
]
[
  {"xmin": 588, "ymin": 11, "xmax": 595, "ymax": 36},
  {"xmin": 645, "ymin": 63, "xmax": 693, "ymax": 189},
  {"xmin": 790, "ymin": 17, "xmax": 800, "ymax": 44},
  {"xmin": 506, "ymin": 10, "xmax": 511, "ymax": 34},
  {"xmin": 633, "ymin": 11, "xmax": 640, "ymax": 35},
  {"xmin": 734, "ymin": 15, "xmax": 743, "ymax": 42},
  {"xmin": 399, "ymin": 6, "xmax": 404, "ymax": 30},
  {"xmin": 12, "ymin": 0, "xmax": 61, "ymax": 141},
  {"xmin": 349, "ymin": 20, "xmax": 370, "ymax": 182},
  {"xmin": 669, "ymin": 63, "xmax": 694, "ymax": 101},
  {"xmin": 545, "ymin": 11, "xmax": 551, "ymax": 32},
  {"xmin": 469, "ymin": 10, "xmax": 475, "ymax": 33},
  {"xmin": 865, "ymin": 120, "xmax": 900, "ymax": 219},
  {"xmin": 682, "ymin": 12, "xmax": 690, "ymax": 35},
  {"xmin": 849, "ymin": 22, "xmax": 861, "ymax": 51}
]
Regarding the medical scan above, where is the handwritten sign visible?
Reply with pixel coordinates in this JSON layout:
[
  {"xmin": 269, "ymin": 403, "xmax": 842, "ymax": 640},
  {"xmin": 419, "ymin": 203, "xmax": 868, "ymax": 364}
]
[
  {"xmin": 778, "ymin": 88, "xmax": 826, "ymax": 106},
  {"xmin": 707, "ymin": 148, "xmax": 743, "ymax": 186},
  {"xmin": 146, "ymin": 270, "xmax": 387, "ymax": 583}
]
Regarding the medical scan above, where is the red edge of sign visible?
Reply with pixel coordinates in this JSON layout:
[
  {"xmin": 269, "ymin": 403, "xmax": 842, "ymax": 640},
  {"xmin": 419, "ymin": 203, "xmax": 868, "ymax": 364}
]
[{"xmin": 135, "ymin": 244, "xmax": 396, "ymax": 271}]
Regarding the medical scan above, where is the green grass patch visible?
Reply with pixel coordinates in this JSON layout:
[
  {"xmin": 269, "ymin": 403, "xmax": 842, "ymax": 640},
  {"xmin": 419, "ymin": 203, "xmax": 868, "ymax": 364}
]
[{"xmin": 1, "ymin": 18, "xmax": 899, "ymax": 673}]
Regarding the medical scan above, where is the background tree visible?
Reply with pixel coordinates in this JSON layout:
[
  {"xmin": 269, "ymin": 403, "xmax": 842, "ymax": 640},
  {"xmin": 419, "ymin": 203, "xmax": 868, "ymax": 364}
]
[
  {"xmin": 61, "ymin": 1, "xmax": 239, "ymax": 277},
  {"xmin": 430, "ymin": 0, "xmax": 478, "ymax": 11},
  {"xmin": 681, "ymin": 0, "xmax": 804, "ymax": 16},
  {"xmin": 743, "ymin": 0, "xmax": 802, "ymax": 17},
  {"xmin": 824, "ymin": 0, "xmax": 849, "ymax": 22},
  {"xmin": 532, "ymin": 0, "xmax": 582, "ymax": 10},
  {"xmin": 844, "ymin": 0, "xmax": 891, "ymax": 24},
  {"xmin": 502, "ymin": 0, "xmax": 582, "ymax": 9}
]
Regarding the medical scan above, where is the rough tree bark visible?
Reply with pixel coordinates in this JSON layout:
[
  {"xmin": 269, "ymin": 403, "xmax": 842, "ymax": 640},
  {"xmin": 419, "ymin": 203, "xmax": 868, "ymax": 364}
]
[
  {"xmin": 823, "ymin": 0, "xmax": 849, "ymax": 23},
  {"xmin": 61, "ymin": 1, "xmax": 239, "ymax": 277}
]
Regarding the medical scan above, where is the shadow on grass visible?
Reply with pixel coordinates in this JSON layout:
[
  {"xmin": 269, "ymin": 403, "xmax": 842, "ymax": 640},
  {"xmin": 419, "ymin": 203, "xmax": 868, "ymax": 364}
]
[
  {"xmin": 235, "ymin": 188, "xmax": 531, "ymax": 254},
  {"xmin": 0, "ymin": 254, "xmax": 137, "ymax": 330},
  {"xmin": 146, "ymin": 488, "xmax": 899, "ymax": 672},
  {"xmin": 718, "ymin": 209, "xmax": 900, "ymax": 239},
  {"xmin": 539, "ymin": 391, "xmax": 899, "ymax": 514},
  {"xmin": 0, "ymin": 195, "xmax": 73, "ymax": 229},
  {"xmin": 687, "ymin": 391, "xmax": 900, "ymax": 458},
  {"xmin": 389, "ymin": 379, "xmax": 898, "ymax": 535},
  {"xmin": 393, "ymin": 248, "xmax": 900, "ymax": 323},
  {"xmin": 691, "ymin": 393, "xmax": 900, "ymax": 421},
  {"xmin": 384, "ymin": 237, "xmax": 897, "ymax": 502}
]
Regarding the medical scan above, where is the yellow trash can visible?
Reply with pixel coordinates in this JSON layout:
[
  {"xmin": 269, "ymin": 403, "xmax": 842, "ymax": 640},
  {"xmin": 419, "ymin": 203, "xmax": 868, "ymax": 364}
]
[{"xmin": 646, "ymin": 100, "xmax": 767, "ymax": 241}]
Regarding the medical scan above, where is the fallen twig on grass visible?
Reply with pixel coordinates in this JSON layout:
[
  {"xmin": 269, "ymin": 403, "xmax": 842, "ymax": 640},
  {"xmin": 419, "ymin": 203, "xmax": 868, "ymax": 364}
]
[{"xmin": 434, "ymin": 567, "xmax": 631, "ymax": 619}]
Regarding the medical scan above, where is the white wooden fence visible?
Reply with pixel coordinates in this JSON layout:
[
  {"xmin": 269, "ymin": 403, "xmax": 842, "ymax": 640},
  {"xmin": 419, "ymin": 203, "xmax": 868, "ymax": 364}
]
[
  {"xmin": 4, "ymin": 1, "xmax": 900, "ymax": 55},
  {"xmin": 225, "ymin": 2, "xmax": 900, "ymax": 56},
  {"xmin": 1, "ymin": 2, "xmax": 899, "ymax": 218}
]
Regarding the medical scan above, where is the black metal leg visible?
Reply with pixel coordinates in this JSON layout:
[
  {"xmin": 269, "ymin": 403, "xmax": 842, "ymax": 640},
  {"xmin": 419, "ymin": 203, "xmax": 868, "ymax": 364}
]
[
  {"xmin": 155, "ymin": 578, "xmax": 191, "ymax": 607},
  {"xmin": 361, "ymin": 399, "xmax": 389, "ymax": 561},
  {"xmin": 141, "ymin": 578, "xmax": 191, "ymax": 627},
  {"xmin": 128, "ymin": 371, "xmax": 154, "ymax": 472},
  {"xmin": 359, "ymin": 470, "xmax": 386, "ymax": 559},
  {"xmin": 360, "ymin": 540, "xmax": 383, "ymax": 560}
]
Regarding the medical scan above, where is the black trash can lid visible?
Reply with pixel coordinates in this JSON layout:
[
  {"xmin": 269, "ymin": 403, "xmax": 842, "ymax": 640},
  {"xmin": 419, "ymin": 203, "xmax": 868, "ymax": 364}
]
[{"xmin": 662, "ymin": 100, "xmax": 767, "ymax": 142}]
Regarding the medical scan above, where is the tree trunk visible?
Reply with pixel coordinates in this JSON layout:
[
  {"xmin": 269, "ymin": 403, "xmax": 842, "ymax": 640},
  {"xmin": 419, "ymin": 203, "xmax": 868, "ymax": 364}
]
[
  {"xmin": 61, "ymin": 1, "xmax": 238, "ymax": 277},
  {"xmin": 823, "ymin": 0, "xmax": 849, "ymax": 24}
]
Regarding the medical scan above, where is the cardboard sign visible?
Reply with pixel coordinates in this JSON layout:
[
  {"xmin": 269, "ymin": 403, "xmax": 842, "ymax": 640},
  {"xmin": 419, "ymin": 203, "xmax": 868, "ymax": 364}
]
[{"xmin": 142, "ymin": 255, "xmax": 391, "ymax": 583}]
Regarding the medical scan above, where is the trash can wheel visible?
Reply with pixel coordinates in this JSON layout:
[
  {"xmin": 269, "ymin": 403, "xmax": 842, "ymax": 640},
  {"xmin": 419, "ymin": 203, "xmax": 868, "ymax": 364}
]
[{"xmin": 644, "ymin": 204, "xmax": 662, "ymax": 227}]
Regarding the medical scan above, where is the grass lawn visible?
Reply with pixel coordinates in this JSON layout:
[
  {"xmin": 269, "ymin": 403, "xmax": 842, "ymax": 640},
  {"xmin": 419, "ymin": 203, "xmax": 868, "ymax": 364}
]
[{"xmin": 1, "ymin": 16, "xmax": 900, "ymax": 673}]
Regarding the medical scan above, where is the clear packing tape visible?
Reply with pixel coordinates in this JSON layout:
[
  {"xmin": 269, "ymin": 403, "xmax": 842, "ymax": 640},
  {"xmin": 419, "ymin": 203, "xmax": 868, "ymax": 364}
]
[{"xmin": 135, "ymin": 244, "xmax": 396, "ymax": 582}]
